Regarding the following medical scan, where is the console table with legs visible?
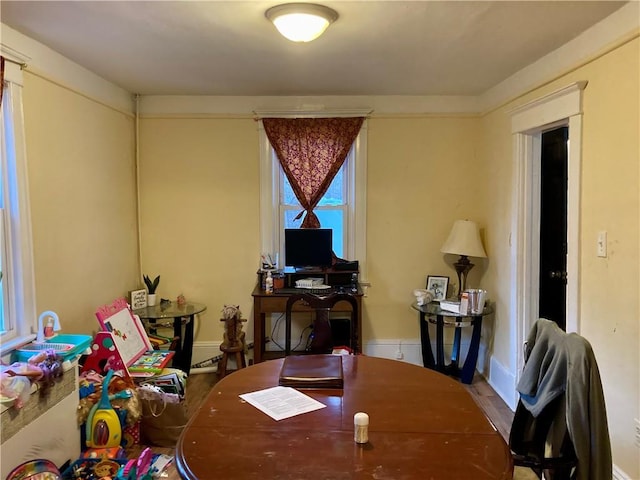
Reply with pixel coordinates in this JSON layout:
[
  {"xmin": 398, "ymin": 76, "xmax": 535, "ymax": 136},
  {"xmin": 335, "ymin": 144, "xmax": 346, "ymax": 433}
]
[
  {"xmin": 413, "ymin": 301, "xmax": 493, "ymax": 384},
  {"xmin": 133, "ymin": 302, "xmax": 207, "ymax": 374},
  {"xmin": 252, "ymin": 267, "xmax": 363, "ymax": 363}
]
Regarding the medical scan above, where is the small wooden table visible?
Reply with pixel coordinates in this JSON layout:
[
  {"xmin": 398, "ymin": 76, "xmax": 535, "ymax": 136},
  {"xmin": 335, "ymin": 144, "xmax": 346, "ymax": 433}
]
[
  {"xmin": 176, "ymin": 355, "xmax": 512, "ymax": 479},
  {"xmin": 413, "ymin": 301, "xmax": 494, "ymax": 384},
  {"xmin": 132, "ymin": 302, "xmax": 206, "ymax": 374}
]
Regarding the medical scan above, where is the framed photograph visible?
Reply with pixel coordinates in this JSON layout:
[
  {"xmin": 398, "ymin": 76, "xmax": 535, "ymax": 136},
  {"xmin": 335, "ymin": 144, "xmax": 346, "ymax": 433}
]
[
  {"xmin": 426, "ymin": 275, "xmax": 449, "ymax": 301},
  {"xmin": 129, "ymin": 289, "xmax": 147, "ymax": 310}
]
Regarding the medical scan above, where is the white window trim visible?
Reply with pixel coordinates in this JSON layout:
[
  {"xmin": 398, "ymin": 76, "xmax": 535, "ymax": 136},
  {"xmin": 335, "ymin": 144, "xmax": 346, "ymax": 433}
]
[
  {"xmin": 0, "ymin": 57, "xmax": 37, "ymax": 355},
  {"xmin": 258, "ymin": 114, "xmax": 368, "ymax": 282}
]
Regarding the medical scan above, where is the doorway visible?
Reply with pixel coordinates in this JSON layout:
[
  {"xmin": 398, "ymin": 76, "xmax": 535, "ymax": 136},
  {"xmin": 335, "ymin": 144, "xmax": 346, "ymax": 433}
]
[
  {"xmin": 509, "ymin": 81, "xmax": 585, "ymax": 402},
  {"xmin": 538, "ymin": 127, "xmax": 568, "ymax": 331}
]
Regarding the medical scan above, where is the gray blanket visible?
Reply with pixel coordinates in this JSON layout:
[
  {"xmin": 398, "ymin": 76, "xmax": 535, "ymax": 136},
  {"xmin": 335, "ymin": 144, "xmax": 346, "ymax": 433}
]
[{"xmin": 517, "ymin": 318, "xmax": 612, "ymax": 480}]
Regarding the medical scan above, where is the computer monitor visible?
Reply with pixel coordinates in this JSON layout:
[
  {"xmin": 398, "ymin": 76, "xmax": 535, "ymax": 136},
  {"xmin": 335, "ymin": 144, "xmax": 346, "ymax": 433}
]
[{"xmin": 284, "ymin": 228, "xmax": 333, "ymax": 269}]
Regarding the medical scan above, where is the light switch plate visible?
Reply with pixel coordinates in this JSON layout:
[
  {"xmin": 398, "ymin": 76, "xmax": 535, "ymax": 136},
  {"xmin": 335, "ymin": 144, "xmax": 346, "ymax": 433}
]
[{"xmin": 597, "ymin": 231, "xmax": 607, "ymax": 257}]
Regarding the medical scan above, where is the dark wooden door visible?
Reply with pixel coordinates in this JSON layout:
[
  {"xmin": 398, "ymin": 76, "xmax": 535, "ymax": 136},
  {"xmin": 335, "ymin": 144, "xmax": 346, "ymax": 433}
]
[{"xmin": 538, "ymin": 126, "xmax": 568, "ymax": 330}]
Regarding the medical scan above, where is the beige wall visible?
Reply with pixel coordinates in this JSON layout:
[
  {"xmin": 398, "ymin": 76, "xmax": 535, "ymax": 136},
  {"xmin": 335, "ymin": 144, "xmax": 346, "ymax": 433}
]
[
  {"xmin": 138, "ymin": 118, "xmax": 260, "ymax": 341},
  {"xmin": 366, "ymin": 116, "xmax": 487, "ymax": 340},
  {"xmin": 137, "ymin": 116, "xmax": 487, "ymax": 345},
  {"xmin": 481, "ymin": 37, "xmax": 639, "ymax": 477},
  {"xmin": 22, "ymin": 72, "xmax": 139, "ymax": 335}
]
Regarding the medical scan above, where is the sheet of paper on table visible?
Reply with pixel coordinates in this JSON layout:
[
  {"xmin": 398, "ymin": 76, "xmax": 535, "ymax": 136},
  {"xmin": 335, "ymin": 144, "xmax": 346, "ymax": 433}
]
[{"xmin": 239, "ymin": 385, "xmax": 326, "ymax": 421}]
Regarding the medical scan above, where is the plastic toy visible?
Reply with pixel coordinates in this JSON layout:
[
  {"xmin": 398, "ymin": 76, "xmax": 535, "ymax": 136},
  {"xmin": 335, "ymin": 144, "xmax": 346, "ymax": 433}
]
[
  {"xmin": 117, "ymin": 447, "xmax": 154, "ymax": 480},
  {"xmin": 86, "ymin": 370, "xmax": 122, "ymax": 448},
  {"xmin": 5, "ymin": 459, "xmax": 61, "ymax": 480}
]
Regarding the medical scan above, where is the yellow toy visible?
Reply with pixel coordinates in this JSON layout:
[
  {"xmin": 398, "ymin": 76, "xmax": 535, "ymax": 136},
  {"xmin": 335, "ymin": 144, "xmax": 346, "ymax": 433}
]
[{"xmin": 86, "ymin": 370, "xmax": 122, "ymax": 448}]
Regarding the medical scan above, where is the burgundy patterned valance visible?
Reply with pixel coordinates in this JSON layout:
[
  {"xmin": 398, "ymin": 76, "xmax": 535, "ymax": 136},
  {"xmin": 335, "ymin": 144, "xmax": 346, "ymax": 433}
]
[{"xmin": 263, "ymin": 117, "xmax": 364, "ymax": 228}]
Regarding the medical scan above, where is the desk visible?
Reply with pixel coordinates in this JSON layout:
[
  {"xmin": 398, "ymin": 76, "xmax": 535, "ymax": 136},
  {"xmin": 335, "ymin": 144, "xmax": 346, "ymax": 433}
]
[
  {"xmin": 175, "ymin": 355, "xmax": 512, "ymax": 479},
  {"xmin": 132, "ymin": 302, "xmax": 206, "ymax": 374},
  {"xmin": 252, "ymin": 284, "xmax": 363, "ymax": 363},
  {"xmin": 413, "ymin": 301, "xmax": 493, "ymax": 384}
]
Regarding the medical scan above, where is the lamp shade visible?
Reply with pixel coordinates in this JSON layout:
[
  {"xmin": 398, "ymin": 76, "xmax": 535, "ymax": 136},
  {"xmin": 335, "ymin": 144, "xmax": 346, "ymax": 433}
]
[
  {"xmin": 265, "ymin": 3, "xmax": 338, "ymax": 42},
  {"xmin": 440, "ymin": 220, "xmax": 487, "ymax": 258}
]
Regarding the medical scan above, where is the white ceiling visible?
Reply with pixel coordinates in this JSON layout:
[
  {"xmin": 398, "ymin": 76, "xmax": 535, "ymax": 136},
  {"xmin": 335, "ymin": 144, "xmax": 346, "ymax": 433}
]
[{"xmin": 0, "ymin": 1, "xmax": 627, "ymax": 96}]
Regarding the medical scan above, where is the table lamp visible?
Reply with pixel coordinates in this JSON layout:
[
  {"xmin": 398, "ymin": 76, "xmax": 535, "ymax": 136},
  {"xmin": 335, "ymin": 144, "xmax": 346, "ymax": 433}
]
[{"xmin": 440, "ymin": 220, "xmax": 487, "ymax": 297}]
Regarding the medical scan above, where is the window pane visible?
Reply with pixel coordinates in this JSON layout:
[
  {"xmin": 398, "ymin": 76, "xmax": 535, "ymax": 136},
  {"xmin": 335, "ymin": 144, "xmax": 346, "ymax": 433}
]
[
  {"xmin": 281, "ymin": 164, "xmax": 346, "ymax": 206},
  {"xmin": 282, "ymin": 174, "xmax": 298, "ymax": 205},
  {"xmin": 277, "ymin": 149, "xmax": 350, "ymax": 265},
  {"xmin": 319, "ymin": 168, "xmax": 344, "ymax": 206},
  {"xmin": 283, "ymin": 209, "xmax": 344, "ymax": 259},
  {"xmin": 284, "ymin": 209, "xmax": 302, "ymax": 229},
  {"xmin": 315, "ymin": 210, "xmax": 344, "ymax": 258}
]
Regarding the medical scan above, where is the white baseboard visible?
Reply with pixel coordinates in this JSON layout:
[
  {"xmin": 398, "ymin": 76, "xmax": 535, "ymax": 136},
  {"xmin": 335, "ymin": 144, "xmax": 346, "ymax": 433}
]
[
  {"xmin": 191, "ymin": 341, "xmax": 222, "ymax": 365},
  {"xmin": 487, "ymin": 355, "xmax": 517, "ymax": 410},
  {"xmin": 192, "ymin": 338, "xmax": 486, "ymax": 372},
  {"xmin": 191, "ymin": 339, "xmax": 427, "ymax": 368},
  {"xmin": 612, "ymin": 464, "xmax": 632, "ymax": 480},
  {"xmin": 191, "ymin": 339, "xmax": 514, "ymax": 402},
  {"xmin": 362, "ymin": 340, "xmax": 422, "ymax": 365}
]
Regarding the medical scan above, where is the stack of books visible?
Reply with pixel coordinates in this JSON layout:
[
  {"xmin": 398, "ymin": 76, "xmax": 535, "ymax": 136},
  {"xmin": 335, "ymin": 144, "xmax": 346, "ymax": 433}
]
[
  {"xmin": 128, "ymin": 350, "xmax": 175, "ymax": 377},
  {"xmin": 440, "ymin": 299, "xmax": 462, "ymax": 314},
  {"xmin": 278, "ymin": 354, "xmax": 344, "ymax": 389}
]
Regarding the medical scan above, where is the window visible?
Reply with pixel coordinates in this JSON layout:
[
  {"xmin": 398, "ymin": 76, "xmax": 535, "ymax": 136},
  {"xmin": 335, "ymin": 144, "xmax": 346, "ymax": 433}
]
[
  {"xmin": 259, "ymin": 117, "xmax": 368, "ymax": 278},
  {"xmin": 280, "ymin": 152, "xmax": 349, "ymax": 258},
  {"xmin": 0, "ymin": 58, "xmax": 37, "ymax": 355}
]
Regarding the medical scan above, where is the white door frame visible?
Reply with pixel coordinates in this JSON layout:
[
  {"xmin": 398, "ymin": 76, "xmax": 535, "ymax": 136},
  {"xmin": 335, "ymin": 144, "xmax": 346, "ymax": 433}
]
[{"xmin": 509, "ymin": 81, "xmax": 587, "ymax": 377}]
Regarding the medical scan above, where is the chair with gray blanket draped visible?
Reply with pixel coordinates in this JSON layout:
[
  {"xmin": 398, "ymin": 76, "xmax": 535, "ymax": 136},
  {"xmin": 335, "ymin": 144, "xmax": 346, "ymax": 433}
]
[{"xmin": 510, "ymin": 318, "xmax": 611, "ymax": 480}]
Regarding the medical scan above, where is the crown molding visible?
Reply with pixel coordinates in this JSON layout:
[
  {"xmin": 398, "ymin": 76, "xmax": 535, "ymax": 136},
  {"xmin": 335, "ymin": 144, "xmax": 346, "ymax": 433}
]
[
  {"xmin": 253, "ymin": 108, "xmax": 372, "ymax": 118},
  {"xmin": 479, "ymin": 2, "xmax": 639, "ymax": 114},
  {"xmin": 0, "ymin": 23, "xmax": 133, "ymax": 113},
  {"xmin": 0, "ymin": 43, "xmax": 30, "ymax": 64},
  {"xmin": 138, "ymin": 95, "xmax": 480, "ymax": 116}
]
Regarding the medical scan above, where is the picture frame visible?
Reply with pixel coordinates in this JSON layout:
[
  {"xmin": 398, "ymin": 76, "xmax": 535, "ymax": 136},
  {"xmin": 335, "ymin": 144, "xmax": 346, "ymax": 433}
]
[
  {"xmin": 426, "ymin": 275, "xmax": 449, "ymax": 301},
  {"xmin": 129, "ymin": 289, "xmax": 147, "ymax": 310}
]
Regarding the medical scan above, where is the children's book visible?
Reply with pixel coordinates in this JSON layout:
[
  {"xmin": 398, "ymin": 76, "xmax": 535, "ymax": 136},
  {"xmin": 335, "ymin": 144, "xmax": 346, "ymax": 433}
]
[
  {"xmin": 140, "ymin": 370, "xmax": 186, "ymax": 396},
  {"xmin": 128, "ymin": 350, "xmax": 175, "ymax": 376}
]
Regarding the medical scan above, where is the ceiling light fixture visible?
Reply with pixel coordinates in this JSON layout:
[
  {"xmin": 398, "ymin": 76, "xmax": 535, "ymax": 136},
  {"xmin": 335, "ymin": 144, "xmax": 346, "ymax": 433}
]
[{"xmin": 265, "ymin": 3, "xmax": 338, "ymax": 43}]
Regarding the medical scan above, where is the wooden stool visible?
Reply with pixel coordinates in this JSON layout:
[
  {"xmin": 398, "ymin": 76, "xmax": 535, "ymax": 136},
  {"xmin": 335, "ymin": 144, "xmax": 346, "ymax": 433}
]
[
  {"xmin": 218, "ymin": 338, "xmax": 247, "ymax": 378},
  {"xmin": 218, "ymin": 307, "xmax": 247, "ymax": 378}
]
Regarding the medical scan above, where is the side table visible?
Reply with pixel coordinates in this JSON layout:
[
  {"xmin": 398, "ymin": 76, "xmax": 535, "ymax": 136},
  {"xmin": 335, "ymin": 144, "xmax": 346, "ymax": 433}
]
[
  {"xmin": 412, "ymin": 301, "xmax": 493, "ymax": 384},
  {"xmin": 132, "ymin": 302, "xmax": 207, "ymax": 374}
]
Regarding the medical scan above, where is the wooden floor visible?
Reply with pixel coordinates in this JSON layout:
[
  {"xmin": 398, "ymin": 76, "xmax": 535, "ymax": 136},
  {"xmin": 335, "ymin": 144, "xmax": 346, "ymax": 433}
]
[{"xmin": 464, "ymin": 373, "xmax": 515, "ymax": 442}]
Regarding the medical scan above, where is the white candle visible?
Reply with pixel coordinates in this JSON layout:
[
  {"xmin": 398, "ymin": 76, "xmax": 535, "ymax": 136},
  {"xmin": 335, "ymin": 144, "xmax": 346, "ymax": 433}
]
[{"xmin": 354, "ymin": 412, "xmax": 369, "ymax": 444}]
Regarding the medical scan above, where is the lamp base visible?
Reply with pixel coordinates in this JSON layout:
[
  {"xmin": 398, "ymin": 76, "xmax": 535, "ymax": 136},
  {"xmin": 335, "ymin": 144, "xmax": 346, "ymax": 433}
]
[{"xmin": 453, "ymin": 255, "xmax": 475, "ymax": 298}]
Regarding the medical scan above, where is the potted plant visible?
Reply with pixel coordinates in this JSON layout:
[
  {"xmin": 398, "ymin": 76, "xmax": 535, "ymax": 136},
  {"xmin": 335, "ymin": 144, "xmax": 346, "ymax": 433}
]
[{"xmin": 144, "ymin": 274, "xmax": 160, "ymax": 306}]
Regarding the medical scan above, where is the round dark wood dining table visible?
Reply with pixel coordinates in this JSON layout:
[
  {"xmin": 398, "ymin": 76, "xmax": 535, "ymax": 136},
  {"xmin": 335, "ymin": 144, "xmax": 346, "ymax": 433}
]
[{"xmin": 176, "ymin": 355, "xmax": 513, "ymax": 480}]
